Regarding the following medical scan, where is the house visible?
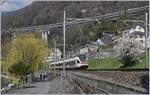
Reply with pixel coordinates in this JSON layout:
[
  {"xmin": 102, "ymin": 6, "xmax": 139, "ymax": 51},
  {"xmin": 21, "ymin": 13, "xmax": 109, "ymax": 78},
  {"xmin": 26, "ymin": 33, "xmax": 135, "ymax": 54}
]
[
  {"xmin": 81, "ymin": 9, "xmax": 88, "ymax": 13},
  {"xmin": 122, "ymin": 25, "xmax": 145, "ymax": 47},
  {"xmin": 131, "ymin": 32, "xmax": 145, "ymax": 44},
  {"xmin": 85, "ymin": 42, "xmax": 98, "ymax": 57},
  {"xmin": 122, "ymin": 25, "xmax": 145, "ymax": 37},
  {"xmin": 96, "ymin": 38, "xmax": 105, "ymax": 46},
  {"xmin": 47, "ymin": 48, "xmax": 62, "ymax": 62},
  {"xmin": 87, "ymin": 42, "xmax": 98, "ymax": 51},
  {"xmin": 147, "ymin": 35, "xmax": 150, "ymax": 48},
  {"xmin": 80, "ymin": 47, "xmax": 88, "ymax": 54},
  {"xmin": 100, "ymin": 33, "xmax": 113, "ymax": 45}
]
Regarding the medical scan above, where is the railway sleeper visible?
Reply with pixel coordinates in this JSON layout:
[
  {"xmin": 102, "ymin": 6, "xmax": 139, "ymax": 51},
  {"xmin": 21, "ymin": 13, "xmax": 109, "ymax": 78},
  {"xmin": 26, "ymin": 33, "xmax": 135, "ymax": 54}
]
[{"xmin": 69, "ymin": 77, "xmax": 110, "ymax": 94}]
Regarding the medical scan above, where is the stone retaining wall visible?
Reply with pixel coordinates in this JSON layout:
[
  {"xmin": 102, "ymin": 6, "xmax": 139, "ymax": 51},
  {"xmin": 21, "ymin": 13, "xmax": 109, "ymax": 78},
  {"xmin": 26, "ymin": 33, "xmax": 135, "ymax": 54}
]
[{"xmin": 80, "ymin": 70, "xmax": 149, "ymax": 91}]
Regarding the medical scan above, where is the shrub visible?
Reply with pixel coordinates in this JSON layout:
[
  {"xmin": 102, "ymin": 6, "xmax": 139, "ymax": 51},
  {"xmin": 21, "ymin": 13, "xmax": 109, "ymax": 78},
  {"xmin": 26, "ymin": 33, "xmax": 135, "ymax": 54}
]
[
  {"xmin": 119, "ymin": 38, "xmax": 143, "ymax": 66},
  {"xmin": 8, "ymin": 61, "xmax": 31, "ymax": 79}
]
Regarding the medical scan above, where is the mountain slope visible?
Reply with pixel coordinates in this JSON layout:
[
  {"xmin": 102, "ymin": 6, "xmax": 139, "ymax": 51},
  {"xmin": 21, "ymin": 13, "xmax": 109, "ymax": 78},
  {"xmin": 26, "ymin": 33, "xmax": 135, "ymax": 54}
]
[{"xmin": 2, "ymin": 1, "xmax": 148, "ymax": 29}]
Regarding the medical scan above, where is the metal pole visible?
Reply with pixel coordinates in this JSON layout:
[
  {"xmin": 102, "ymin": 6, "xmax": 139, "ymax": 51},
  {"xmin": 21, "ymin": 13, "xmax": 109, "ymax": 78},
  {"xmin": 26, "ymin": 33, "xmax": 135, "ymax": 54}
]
[
  {"xmin": 145, "ymin": 12, "xmax": 148, "ymax": 68},
  {"xmin": 54, "ymin": 41, "xmax": 56, "ymax": 73},
  {"xmin": 63, "ymin": 10, "xmax": 66, "ymax": 78}
]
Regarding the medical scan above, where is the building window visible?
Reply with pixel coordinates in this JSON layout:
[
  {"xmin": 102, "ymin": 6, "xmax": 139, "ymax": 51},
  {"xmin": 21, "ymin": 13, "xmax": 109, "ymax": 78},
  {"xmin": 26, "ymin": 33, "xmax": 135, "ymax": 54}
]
[
  {"xmin": 141, "ymin": 40, "xmax": 143, "ymax": 43},
  {"xmin": 138, "ymin": 27, "xmax": 141, "ymax": 30}
]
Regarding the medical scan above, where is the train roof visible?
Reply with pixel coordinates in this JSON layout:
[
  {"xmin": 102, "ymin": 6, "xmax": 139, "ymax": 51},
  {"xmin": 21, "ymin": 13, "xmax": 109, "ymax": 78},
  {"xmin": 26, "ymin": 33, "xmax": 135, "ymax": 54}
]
[{"xmin": 51, "ymin": 57, "xmax": 80, "ymax": 65}]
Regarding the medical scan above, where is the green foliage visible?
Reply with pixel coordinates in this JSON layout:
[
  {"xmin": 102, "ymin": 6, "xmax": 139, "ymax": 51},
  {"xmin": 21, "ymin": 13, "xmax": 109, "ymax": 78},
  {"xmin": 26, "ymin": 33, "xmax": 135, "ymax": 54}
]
[
  {"xmin": 94, "ymin": 9, "xmax": 131, "ymax": 36},
  {"xmin": 6, "ymin": 33, "xmax": 49, "ymax": 74},
  {"xmin": 88, "ymin": 57, "xmax": 122, "ymax": 69},
  {"xmin": 98, "ymin": 44, "xmax": 114, "ymax": 50},
  {"xmin": 119, "ymin": 39, "xmax": 142, "ymax": 67},
  {"xmin": 120, "ymin": 48, "xmax": 139, "ymax": 65},
  {"xmin": 88, "ymin": 54, "xmax": 148, "ymax": 69},
  {"xmin": 1, "ymin": 60, "xmax": 9, "ymax": 75},
  {"xmin": 1, "ymin": 33, "xmax": 12, "ymax": 60},
  {"xmin": 94, "ymin": 23, "xmax": 103, "ymax": 39},
  {"xmin": 9, "ymin": 76, "xmax": 20, "ymax": 86},
  {"xmin": 2, "ymin": 1, "xmax": 147, "ymax": 29},
  {"xmin": 124, "ymin": 53, "xmax": 148, "ymax": 69},
  {"xmin": 8, "ymin": 61, "xmax": 31, "ymax": 77}
]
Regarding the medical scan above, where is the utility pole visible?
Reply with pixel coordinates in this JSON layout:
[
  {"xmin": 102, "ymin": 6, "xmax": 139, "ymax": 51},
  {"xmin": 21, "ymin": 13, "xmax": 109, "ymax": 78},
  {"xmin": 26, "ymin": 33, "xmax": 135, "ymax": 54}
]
[
  {"xmin": 63, "ymin": 10, "xmax": 66, "ymax": 79},
  {"xmin": 54, "ymin": 41, "xmax": 56, "ymax": 73},
  {"xmin": 145, "ymin": 12, "xmax": 148, "ymax": 68}
]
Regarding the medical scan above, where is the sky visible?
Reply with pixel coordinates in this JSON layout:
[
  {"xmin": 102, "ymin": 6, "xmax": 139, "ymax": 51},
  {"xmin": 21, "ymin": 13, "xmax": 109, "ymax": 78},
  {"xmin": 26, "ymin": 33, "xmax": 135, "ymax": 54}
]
[{"xmin": 1, "ymin": 0, "xmax": 33, "ymax": 12}]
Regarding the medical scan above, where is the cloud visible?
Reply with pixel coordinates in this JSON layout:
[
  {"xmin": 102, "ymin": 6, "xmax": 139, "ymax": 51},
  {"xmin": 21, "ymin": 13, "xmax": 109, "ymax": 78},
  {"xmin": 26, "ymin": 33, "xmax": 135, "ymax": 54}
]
[{"xmin": 1, "ymin": 0, "xmax": 33, "ymax": 12}]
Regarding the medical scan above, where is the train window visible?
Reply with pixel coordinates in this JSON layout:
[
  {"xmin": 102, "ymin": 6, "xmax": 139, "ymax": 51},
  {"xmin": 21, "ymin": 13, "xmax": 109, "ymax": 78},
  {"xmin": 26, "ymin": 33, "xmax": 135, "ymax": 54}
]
[{"xmin": 79, "ymin": 54, "xmax": 86, "ymax": 61}]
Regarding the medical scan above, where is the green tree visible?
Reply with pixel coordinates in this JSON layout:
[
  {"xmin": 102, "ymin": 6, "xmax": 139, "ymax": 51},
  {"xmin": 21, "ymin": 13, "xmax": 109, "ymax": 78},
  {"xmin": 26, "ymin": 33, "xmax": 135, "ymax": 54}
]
[
  {"xmin": 8, "ymin": 61, "xmax": 31, "ymax": 82},
  {"xmin": 118, "ymin": 38, "xmax": 143, "ymax": 67},
  {"xmin": 6, "ymin": 33, "xmax": 49, "ymax": 81},
  {"xmin": 114, "ymin": 9, "xmax": 129, "ymax": 34},
  {"xmin": 95, "ymin": 10, "xmax": 129, "ymax": 35},
  {"xmin": 94, "ymin": 18, "xmax": 115, "ymax": 38}
]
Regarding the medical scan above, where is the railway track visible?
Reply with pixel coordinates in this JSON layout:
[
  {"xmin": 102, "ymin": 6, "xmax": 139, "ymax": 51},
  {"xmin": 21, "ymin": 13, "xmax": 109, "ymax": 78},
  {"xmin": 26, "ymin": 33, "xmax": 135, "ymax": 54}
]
[
  {"xmin": 68, "ymin": 77, "xmax": 110, "ymax": 94},
  {"xmin": 68, "ymin": 68, "xmax": 149, "ymax": 71},
  {"xmin": 58, "ymin": 71, "xmax": 110, "ymax": 94},
  {"xmin": 59, "ymin": 69, "xmax": 149, "ymax": 94}
]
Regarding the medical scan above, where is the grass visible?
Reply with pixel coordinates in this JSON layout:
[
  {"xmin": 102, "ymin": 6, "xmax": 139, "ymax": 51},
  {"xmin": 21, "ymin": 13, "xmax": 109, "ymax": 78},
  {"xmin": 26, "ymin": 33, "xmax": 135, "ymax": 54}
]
[
  {"xmin": 124, "ymin": 53, "xmax": 149, "ymax": 69},
  {"xmin": 88, "ymin": 57, "xmax": 122, "ymax": 69},
  {"xmin": 99, "ymin": 44, "xmax": 114, "ymax": 50},
  {"xmin": 88, "ymin": 53, "xmax": 149, "ymax": 69}
]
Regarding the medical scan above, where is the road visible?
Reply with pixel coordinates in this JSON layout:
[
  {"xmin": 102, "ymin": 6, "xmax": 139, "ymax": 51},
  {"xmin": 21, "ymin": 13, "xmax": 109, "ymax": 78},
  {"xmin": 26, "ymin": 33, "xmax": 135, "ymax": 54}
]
[{"xmin": 6, "ymin": 76, "xmax": 78, "ymax": 94}]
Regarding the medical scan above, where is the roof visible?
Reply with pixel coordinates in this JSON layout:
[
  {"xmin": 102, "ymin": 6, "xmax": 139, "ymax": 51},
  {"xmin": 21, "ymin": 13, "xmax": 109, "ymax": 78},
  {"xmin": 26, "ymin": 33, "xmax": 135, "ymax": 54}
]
[
  {"xmin": 100, "ymin": 33, "xmax": 113, "ymax": 45},
  {"xmin": 51, "ymin": 57, "xmax": 80, "ymax": 65},
  {"xmin": 103, "ymin": 31, "xmax": 116, "ymax": 34},
  {"xmin": 131, "ymin": 32, "xmax": 145, "ymax": 36},
  {"xmin": 96, "ymin": 39, "xmax": 105, "ymax": 45},
  {"xmin": 122, "ymin": 25, "xmax": 145, "ymax": 34}
]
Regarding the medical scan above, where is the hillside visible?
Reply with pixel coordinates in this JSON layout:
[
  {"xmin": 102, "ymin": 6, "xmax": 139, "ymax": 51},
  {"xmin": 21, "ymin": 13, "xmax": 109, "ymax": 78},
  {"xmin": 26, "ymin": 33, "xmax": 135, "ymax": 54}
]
[
  {"xmin": 2, "ymin": 1, "xmax": 148, "ymax": 29},
  {"xmin": 1, "ymin": 1, "xmax": 148, "ymax": 53}
]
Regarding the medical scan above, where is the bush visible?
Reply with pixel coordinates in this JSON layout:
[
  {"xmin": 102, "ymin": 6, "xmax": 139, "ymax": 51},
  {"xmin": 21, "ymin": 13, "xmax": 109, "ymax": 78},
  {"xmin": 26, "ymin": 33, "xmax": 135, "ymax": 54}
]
[
  {"xmin": 8, "ymin": 61, "xmax": 31, "ymax": 79},
  {"xmin": 120, "ymin": 48, "xmax": 139, "ymax": 65},
  {"xmin": 99, "ymin": 44, "xmax": 114, "ymax": 50},
  {"xmin": 119, "ymin": 38, "xmax": 143, "ymax": 66}
]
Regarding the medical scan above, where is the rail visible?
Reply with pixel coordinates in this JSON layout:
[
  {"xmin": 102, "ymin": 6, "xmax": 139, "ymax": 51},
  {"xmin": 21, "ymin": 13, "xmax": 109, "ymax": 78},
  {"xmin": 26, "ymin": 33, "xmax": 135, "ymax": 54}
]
[{"xmin": 68, "ymin": 71, "xmax": 148, "ymax": 94}]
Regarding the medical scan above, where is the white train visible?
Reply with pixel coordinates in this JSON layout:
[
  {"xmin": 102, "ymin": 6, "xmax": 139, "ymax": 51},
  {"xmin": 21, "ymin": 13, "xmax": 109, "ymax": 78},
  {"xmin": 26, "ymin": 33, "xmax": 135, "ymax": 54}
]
[{"xmin": 51, "ymin": 54, "xmax": 88, "ymax": 69}]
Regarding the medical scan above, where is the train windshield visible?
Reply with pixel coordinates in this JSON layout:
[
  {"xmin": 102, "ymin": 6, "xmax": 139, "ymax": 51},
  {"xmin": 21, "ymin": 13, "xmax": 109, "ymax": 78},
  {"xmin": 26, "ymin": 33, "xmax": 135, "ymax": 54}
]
[{"xmin": 79, "ymin": 54, "xmax": 86, "ymax": 61}]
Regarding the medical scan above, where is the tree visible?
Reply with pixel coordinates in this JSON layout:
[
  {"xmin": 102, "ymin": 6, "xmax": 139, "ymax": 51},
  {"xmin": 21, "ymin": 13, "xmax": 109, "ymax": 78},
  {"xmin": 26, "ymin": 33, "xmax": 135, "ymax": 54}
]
[
  {"xmin": 94, "ymin": 18, "xmax": 120, "ymax": 39},
  {"xmin": 114, "ymin": 9, "xmax": 129, "ymax": 35},
  {"xmin": 118, "ymin": 38, "xmax": 144, "ymax": 66},
  {"xmin": 8, "ymin": 61, "xmax": 31, "ymax": 83},
  {"xmin": 6, "ymin": 33, "xmax": 49, "ymax": 81}
]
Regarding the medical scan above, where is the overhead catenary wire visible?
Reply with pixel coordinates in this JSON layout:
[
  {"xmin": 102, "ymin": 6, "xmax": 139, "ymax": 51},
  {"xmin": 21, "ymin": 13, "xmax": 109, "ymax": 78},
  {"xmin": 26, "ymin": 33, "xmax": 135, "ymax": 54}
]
[{"xmin": 5, "ymin": 6, "xmax": 148, "ymax": 33}]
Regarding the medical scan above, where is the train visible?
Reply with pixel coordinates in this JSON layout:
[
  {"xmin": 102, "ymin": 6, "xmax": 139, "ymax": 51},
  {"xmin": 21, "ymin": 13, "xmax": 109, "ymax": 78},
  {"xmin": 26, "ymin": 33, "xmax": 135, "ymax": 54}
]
[{"xmin": 51, "ymin": 54, "xmax": 88, "ymax": 70}]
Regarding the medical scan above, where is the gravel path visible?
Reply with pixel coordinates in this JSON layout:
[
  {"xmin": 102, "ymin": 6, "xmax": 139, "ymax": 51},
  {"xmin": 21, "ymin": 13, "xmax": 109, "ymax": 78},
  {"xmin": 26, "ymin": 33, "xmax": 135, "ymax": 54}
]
[
  {"xmin": 6, "ymin": 81, "xmax": 50, "ymax": 94},
  {"xmin": 6, "ymin": 77, "xmax": 78, "ymax": 94},
  {"xmin": 48, "ymin": 77, "xmax": 77, "ymax": 94}
]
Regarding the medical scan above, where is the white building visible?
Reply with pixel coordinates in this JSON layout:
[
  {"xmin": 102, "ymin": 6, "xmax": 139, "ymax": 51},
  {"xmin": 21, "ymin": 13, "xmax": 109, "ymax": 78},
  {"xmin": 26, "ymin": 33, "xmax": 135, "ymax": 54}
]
[
  {"xmin": 122, "ymin": 25, "xmax": 145, "ymax": 47},
  {"xmin": 123, "ymin": 25, "xmax": 145, "ymax": 37},
  {"xmin": 96, "ymin": 38, "xmax": 105, "ymax": 46},
  {"xmin": 147, "ymin": 35, "xmax": 150, "ymax": 48},
  {"xmin": 81, "ymin": 9, "xmax": 88, "ymax": 13},
  {"xmin": 80, "ymin": 47, "xmax": 89, "ymax": 54},
  {"xmin": 47, "ymin": 48, "xmax": 62, "ymax": 62}
]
